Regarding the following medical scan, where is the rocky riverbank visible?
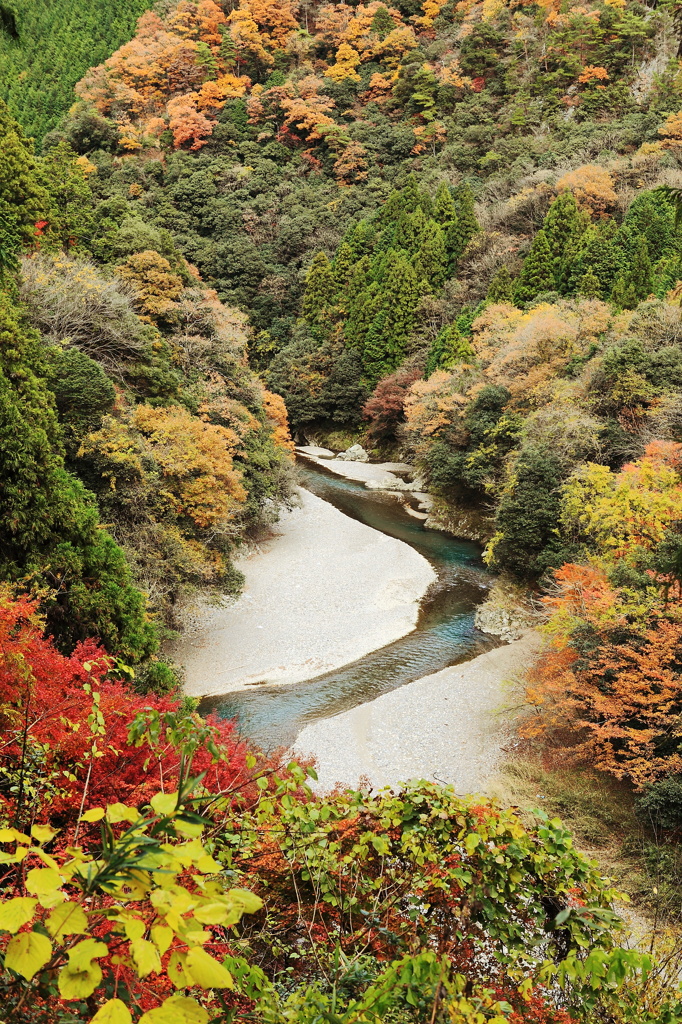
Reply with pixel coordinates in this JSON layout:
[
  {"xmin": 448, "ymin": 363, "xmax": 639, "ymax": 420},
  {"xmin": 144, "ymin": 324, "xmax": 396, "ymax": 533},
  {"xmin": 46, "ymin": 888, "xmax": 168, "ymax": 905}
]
[
  {"xmin": 293, "ymin": 630, "xmax": 541, "ymax": 793},
  {"xmin": 174, "ymin": 488, "xmax": 436, "ymax": 696}
]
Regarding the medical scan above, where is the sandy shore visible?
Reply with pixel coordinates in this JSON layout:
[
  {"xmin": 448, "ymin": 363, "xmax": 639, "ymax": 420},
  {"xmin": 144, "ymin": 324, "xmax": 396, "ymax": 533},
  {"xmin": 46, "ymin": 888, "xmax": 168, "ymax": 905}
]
[
  {"xmin": 292, "ymin": 631, "xmax": 541, "ymax": 793},
  {"xmin": 175, "ymin": 488, "xmax": 436, "ymax": 696}
]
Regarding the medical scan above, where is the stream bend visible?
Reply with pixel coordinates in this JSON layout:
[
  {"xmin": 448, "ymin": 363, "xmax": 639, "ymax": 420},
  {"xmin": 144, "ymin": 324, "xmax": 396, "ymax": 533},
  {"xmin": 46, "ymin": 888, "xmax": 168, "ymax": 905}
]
[{"xmin": 199, "ymin": 462, "xmax": 498, "ymax": 751}]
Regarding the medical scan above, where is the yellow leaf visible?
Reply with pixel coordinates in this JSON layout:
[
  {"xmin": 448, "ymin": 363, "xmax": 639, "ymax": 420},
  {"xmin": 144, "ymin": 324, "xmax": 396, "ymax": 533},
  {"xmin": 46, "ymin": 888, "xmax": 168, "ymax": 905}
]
[
  {"xmin": 151, "ymin": 924, "xmax": 173, "ymax": 954},
  {"xmin": 168, "ymin": 951, "xmax": 190, "ymax": 989},
  {"xmin": 26, "ymin": 867, "xmax": 62, "ymax": 899},
  {"xmin": 123, "ymin": 918, "xmax": 145, "ymax": 942},
  {"xmin": 105, "ymin": 803, "xmax": 140, "ymax": 824},
  {"xmin": 46, "ymin": 902, "xmax": 88, "ymax": 940},
  {"xmin": 139, "ymin": 995, "xmax": 209, "ymax": 1024},
  {"xmin": 150, "ymin": 792, "xmax": 178, "ymax": 816},
  {"xmin": 195, "ymin": 854, "xmax": 221, "ymax": 874},
  {"xmin": 81, "ymin": 808, "xmax": 105, "ymax": 823},
  {"xmin": 68, "ymin": 938, "xmax": 108, "ymax": 971},
  {"xmin": 185, "ymin": 946, "xmax": 234, "ymax": 989},
  {"xmin": 90, "ymin": 999, "xmax": 132, "ymax": 1024},
  {"xmin": 0, "ymin": 897, "xmax": 38, "ymax": 934},
  {"xmin": 59, "ymin": 962, "xmax": 103, "ymax": 1000},
  {"xmin": 59, "ymin": 939, "xmax": 108, "ymax": 999},
  {"xmin": 193, "ymin": 902, "xmax": 229, "ymax": 925},
  {"xmin": 31, "ymin": 824, "xmax": 57, "ymax": 844},
  {"xmin": 130, "ymin": 937, "xmax": 162, "ymax": 978},
  {"xmin": 5, "ymin": 931, "xmax": 52, "ymax": 979}
]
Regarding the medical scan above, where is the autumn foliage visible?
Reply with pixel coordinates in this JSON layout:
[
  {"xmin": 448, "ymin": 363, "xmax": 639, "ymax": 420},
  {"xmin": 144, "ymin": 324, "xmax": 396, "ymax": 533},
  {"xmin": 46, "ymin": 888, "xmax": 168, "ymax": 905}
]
[{"xmin": 0, "ymin": 588, "xmax": 254, "ymax": 823}]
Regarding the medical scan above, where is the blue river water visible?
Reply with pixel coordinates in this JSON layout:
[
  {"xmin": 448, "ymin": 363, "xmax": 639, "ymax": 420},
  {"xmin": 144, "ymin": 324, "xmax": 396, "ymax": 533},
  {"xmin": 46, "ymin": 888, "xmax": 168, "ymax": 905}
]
[{"xmin": 199, "ymin": 461, "xmax": 498, "ymax": 750}]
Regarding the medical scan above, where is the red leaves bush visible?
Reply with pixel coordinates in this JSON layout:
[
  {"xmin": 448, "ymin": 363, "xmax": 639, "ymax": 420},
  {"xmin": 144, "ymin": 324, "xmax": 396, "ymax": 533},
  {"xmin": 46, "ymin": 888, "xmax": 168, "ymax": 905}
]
[{"xmin": 0, "ymin": 588, "xmax": 252, "ymax": 823}]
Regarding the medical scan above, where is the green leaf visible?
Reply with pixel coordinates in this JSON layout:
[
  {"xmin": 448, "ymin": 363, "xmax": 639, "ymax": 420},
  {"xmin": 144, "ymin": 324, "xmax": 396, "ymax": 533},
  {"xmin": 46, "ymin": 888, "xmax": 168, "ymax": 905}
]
[
  {"xmin": 139, "ymin": 995, "xmax": 210, "ymax": 1023},
  {"xmin": 131, "ymin": 937, "xmax": 162, "ymax": 978},
  {"xmin": 90, "ymin": 1000, "xmax": 133, "ymax": 1024},
  {"xmin": 464, "ymin": 833, "xmax": 480, "ymax": 854},
  {"xmin": 185, "ymin": 946, "xmax": 234, "ymax": 989},
  {"xmin": 46, "ymin": 901, "xmax": 88, "ymax": 939},
  {"xmin": 5, "ymin": 931, "xmax": 52, "ymax": 979},
  {"xmin": 0, "ymin": 897, "xmax": 38, "ymax": 934}
]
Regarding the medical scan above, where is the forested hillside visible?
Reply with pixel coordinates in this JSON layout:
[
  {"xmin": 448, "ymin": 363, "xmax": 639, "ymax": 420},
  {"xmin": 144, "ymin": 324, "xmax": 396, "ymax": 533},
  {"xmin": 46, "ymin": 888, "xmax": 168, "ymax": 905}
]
[
  {"xmin": 4, "ymin": 0, "xmax": 682, "ymax": 1018},
  {"xmin": 0, "ymin": 0, "xmax": 155, "ymax": 138}
]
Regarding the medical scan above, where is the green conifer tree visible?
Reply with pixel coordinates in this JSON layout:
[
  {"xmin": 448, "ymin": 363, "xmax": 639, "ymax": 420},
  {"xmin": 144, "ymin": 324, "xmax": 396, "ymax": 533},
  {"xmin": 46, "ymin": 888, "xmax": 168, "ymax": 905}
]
[
  {"xmin": 333, "ymin": 242, "xmax": 355, "ymax": 289},
  {"xmin": 41, "ymin": 141, "xmax": 95, "ymax": 251},
  {"xmin": 413, "ymin": 219, "xmax": 448, "ymax": 287},
  {"xmin": 380, "ymin": 255, "xmax": 421, "ymax": 365},
  {"xmin": 0, "ymin": 101, "xmax": 46, "ymax": 243},
  {"xmin": 514, "ymin": 229, "xmax": 554, "ymax": 304},
  {"xmin": 196, "ymin": 40, "xmax": 218, "ymax": 79},
  {"xmin": 434, "ymin": 181, "xmax": 457, "ymax": 226},
  {"xmin": 445, "ymin": 182, "xmax": 479, "ymax": 270},
  {"xmin": 345, "ymin": 281, "xmax": 380, "ymax": 349},
  {"xmin": 370, "ymin": 4, "xmax": 395, "ymax": 38},
  {"xmin": 629, "ymin": 235, "xmax": 653, "ymax": 300},
  {"xmin": 486, "ymin": 264, "xmax": 515, "ymax": 303},
  {"xmin": 219, "ymin": 26, "xmax": 237, "ymax": 70},
  {"xmin": 576, "ymin": 266, "xmax": 601, "ymax": 299},
  {"xmin": 302, "ymin": 252, "xmax": 336, "ymax": 323},
  {"xmin": 363, "ymin": 309, "xmax": 389, "ymax": 384},
  {"xmin": 425, "ymin": 325, "xmax": 473, "ymax": 376},
  {"xmin": 610, "ymin": 275, "xmax": 638, "ymax": 310},
  {"xmin": 542, "ymin": 191, "xmax": 586, "ymax": 292}
]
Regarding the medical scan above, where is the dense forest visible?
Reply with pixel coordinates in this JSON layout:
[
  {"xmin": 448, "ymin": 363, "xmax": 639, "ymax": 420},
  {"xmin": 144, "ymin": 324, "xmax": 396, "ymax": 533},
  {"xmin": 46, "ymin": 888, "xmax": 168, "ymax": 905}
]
[{"xmin": 3, "ymin": 0, "xmax": 682, "ymax": 1017}]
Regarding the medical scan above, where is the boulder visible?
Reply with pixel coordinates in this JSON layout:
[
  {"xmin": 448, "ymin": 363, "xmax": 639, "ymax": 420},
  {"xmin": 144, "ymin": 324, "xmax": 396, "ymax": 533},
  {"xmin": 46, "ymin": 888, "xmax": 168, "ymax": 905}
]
[{"xmin": 336, "ymin": 444, "xmax": 369, "ymax": 462}]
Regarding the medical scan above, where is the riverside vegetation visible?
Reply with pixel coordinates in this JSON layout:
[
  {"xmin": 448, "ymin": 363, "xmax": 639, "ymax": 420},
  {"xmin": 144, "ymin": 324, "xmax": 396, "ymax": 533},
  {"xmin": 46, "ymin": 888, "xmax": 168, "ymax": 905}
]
[{"xmin": 3, "ymin": 0, "xmax": 682, "ymax": 1017}]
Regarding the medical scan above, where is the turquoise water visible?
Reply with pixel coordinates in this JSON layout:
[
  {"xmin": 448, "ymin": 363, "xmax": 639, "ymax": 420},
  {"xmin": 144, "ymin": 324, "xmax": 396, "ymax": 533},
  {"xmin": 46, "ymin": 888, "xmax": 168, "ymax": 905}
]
[{"xmin": 199, "ymin": 462, "xmax": 497, "ymax": 750}]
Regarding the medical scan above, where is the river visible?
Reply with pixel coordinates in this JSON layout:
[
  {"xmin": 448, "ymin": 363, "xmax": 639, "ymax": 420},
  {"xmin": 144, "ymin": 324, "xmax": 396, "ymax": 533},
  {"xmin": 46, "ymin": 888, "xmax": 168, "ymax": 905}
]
[{"xmin": 199, "ymin": 461, "xmax": 498, "ymax": 751}]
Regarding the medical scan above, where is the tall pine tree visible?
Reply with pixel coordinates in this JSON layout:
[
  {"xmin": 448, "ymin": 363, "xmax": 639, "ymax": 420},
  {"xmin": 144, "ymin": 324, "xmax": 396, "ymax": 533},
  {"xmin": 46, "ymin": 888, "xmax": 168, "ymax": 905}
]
[
  {"xmin": 302, "ymin": 252, "xmax": 336, "ymax": 324},
  {"xmin": 514, "ymin": 229, "xmax": 554, "ymax": 304}
]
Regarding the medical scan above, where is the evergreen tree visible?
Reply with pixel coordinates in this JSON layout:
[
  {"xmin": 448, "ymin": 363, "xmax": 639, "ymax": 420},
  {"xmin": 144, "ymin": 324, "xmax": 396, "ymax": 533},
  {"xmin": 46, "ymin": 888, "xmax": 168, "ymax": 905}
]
[
  {"xmin": 433, "ymin": 181, "xmax": 457, "ymax": 225},
  {"xmin": 542, "ymin": 191, "xmax": 586, "ymax": 292},
  {"xmin": 514, "ymin": 229, "xmax": 554, "ymax": 304},
  {"xmin": 610, "ymin": 275, "xmax": 638, "ymax": 310},
  {"xmin": 425, "ymin": 325, "xmax": 473, "ymax": 376},
  {"xmin": 569, "ymin": 228, "xmax": 626, "ymax": 298},
  {"xmin": 445, "ymin": 182, "xmax": 479, "ymax": 270},
  {"xmin": 380, "ymin": 255, "xmax": 422, "ymax": 364},
  {"xmin": 0, "ymin": 101, "xmax": 46, "ymax": 243},
  {"xmin": 486, "ymin": 264, "xmax": 514, "ymax": 303},
  {"xmin": 363, "ymin": 309, "xmax": 389, "ymax": 384},
  {"xmin": 219, "ymin": 26, "xmax": 237, "ymax": 70},
  {"xmin": 41, "ymin": 141, "xmax": 95, "ymax": 251},
  {"xmin": 344, "ymin": 281, "xmax": 380, "ymax": 349},
  {"xmin": 302, "ymin": 252, "xmax": 336, "ymax": 323},
  {"xmin": 576, "ymin": 266, "xmax": 601, "ymax": 299},
  {"xmin": 413, "ymin": 219, "xmax": 448, "ymax": 287},
  {"xmin": 370, "ymin": 5, "xmax": 395, "ymax": 38},
  {"xmin": 333, "ymin": 242, "xmax": 355, "ymax": 290},
  {"xmin": 629, "ymin": 235, "xmax": 653, "ymax": 300}
]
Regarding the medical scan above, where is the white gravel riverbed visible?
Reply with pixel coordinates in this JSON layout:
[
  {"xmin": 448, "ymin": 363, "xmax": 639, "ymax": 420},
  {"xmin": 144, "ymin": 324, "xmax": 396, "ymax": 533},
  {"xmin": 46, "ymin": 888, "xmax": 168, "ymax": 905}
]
[
  {"xmin": 175, "ymin": 488, "xmax": 436, "ymax": 696},
  {"xmin": 293, "ymin": 631, "xmax": 541, "ymax": 793}
]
